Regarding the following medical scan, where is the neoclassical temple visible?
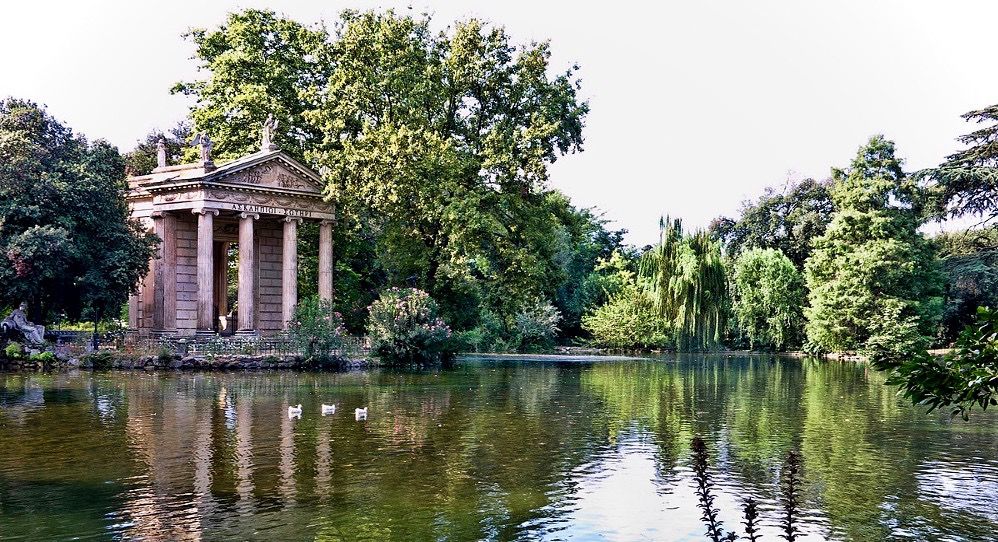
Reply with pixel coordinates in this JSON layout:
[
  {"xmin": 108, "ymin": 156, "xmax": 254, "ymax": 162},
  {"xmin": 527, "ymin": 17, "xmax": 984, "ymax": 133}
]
[{"xmin": 126, "ymin": 124, "xmax": 334, "ymax": 337}]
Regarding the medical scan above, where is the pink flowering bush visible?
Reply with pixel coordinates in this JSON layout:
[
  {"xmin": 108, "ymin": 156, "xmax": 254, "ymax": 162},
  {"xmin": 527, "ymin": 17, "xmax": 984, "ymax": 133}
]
[
  {"xmin": 288, "ymin": 297, "xmax": 348, "ymax": 365},
  {"xmin": 367, "ymin": 288, "xmax": 453, "ymax": 365}
]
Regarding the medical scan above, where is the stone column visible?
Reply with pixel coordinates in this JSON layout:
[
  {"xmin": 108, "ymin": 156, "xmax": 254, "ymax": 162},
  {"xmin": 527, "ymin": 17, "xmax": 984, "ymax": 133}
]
[
  {"xmin": 140, "ymin": 220, "xmax": 156, "ymax": 333},
  {"xmin": 128, "ymin": 292, "xmax": 140, "ymax": 330},
  {"xmin": 282, "ymin": 217, "xmax": 300, "ymax": 328},
  {"xmin": 151, "ymin": 213, "xmax": 166, "ymax": 331},
  {"xmin": 162, "ymin": 213, "xmax": 177, "ymax": 333},
  {"xmin": 193, "ymin": 208, "xmax": 219, "ymax": 335},
  {"xmin": 237, "ymin": 213, "xmax": 259, "ymax": 334},
  {"xmin": 318, "ymin": 219, "xmax": 334, "ymax": 302}
]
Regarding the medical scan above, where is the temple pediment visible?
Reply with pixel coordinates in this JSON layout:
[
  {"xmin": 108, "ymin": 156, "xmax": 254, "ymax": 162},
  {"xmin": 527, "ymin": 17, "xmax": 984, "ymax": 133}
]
[
  {"xmin": 211, "ymin": 152, "xmax": 324, "ymax": 195},
  {"xmin": 127, "ymin": 149, "xmax": 334, "ymax": 221}
]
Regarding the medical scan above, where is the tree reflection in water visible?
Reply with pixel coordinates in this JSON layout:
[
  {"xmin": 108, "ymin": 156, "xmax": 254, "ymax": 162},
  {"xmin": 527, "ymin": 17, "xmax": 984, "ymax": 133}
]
[{"xmin": 1, "ymin": 357, "xmax": 997, "ymax": 541}]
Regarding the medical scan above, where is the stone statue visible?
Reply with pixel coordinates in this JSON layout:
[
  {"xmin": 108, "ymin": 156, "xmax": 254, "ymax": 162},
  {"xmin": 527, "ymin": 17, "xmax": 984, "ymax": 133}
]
[
  {"xmin": 1, "ymin": 303, "xmax": 45, "ymax": 345},
  {"xmin": 156, "ymin": 137, "xmax": 167, "ymax": 169},
  {"xmin": 192, "ymin": 132, "xmax": 214, "ymax": 167},
  {"xmin": 261, "ymin": 114, "xmax": 279, "ymax": 151}
]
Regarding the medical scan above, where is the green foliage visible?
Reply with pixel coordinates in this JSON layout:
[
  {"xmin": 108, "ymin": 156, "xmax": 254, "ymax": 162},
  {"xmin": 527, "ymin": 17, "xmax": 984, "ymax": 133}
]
[
  {"xmin": 172, "ymin": 9, "xmax": 332, "ymax": 162},
  {"xmin": 513, "ymin": 298, "xmax": 562, "ymax": 352},
  {"xmin": 885, "ymin": 306, "xmax": 998, "ymax": 419},
  {"xmin": 4, "ymin": 342, "xmax": 23, "ymax": 359},
  {"xmin": 29, "ymin": 351, "xmax": 56, "ymax": 364},
  {"xmin": 367, "ymin": 288, "xmax": 453, "ymax": 365},
  {"xmin": 123, "ymin": 122, "xmax": 191, "ymax": 175},
  {"xmin": 925, "ymin": 104, "xmax": 998, "ymax": 225},
  {"xmin": 732, "ymin": 248, "xmax": 805, "ymax": 350},
  {"xmin": 931, "ymin": 228, "xmax": 998, "ymax": 343},
  {"xmin": 710, "ymin": 178, "xmax": 834, "ymax": 269},
  {"xmin": 641, "ymin": 217, "xmax": 728, "ymax": 350},
  {"xmin": 582, "ymin": 282, "xmax": 670, "ymax": 349},
  {"xmin": 804, "ymin": 136, "xmax": 943, "ymax": 356},
  {"xmin": 287, "ymin": 296, "xmax": 347, "ymax": 362},
  {"xmin": 176, "ymin": 9, "xmax": 593, "ymax": 336},
  {"xmin": 81, "ymin": 350, "xmax": 115, "ymax": 370},
  {"xmin": 0, "ymin": 99, "xmax": 158, "ymax": 325}
]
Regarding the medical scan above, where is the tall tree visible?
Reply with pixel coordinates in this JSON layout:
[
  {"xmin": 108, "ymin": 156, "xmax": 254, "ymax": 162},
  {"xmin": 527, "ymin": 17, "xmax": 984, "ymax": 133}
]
[
  {"xmin": 926, "ymin": 104, "xmax": 998, "ymax": 226},
  {"xmin": 641, "ymin": 217, "xmax": 727, "ymax": 349},
  {"xmin": 0, "ymin": 98, "xmax": 157, "ymax": 324},
  {"xmin": 732, "ymin": 248, "xmax": 805, "ymax": 350},
  {"xmin": 710, "ymin": 178, "xmax": 834, "ymax": 269},
  {"xmin": 804, "ymin": 135, "xmax": 943, "ymax": 357},
  {"xmin": 176, "ymin": 9, "xmax": 590, "ymax": 328},
  {"xmin": 172, "ymin": 9, "xmax": 333, "ymax": 162}
]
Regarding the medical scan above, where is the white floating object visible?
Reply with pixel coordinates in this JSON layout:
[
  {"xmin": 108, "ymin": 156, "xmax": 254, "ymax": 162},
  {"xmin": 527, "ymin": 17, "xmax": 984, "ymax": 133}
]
[
  {"xmin": 288, "ymin": 404, "xmax": 302, "ymax": 419},
  {"xmin": 355, "ymin": 407, "xmax": 368, "ymax": 420},
  {"xmin": 321, "ymin": 404, "xmax": 336, "ymax": 415}
]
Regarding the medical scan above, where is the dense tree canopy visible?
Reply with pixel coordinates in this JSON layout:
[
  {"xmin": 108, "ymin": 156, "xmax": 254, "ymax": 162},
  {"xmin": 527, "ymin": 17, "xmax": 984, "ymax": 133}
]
[
  {"xmin": 0, "ymin": 98, "xmax": 157, "ymax": 325},
  {"xmin": 175, "ymin": 9, "xmax": 593, "ymax": 335},
  {"xmin": 926, "ymin": 104, "xmax": 998, "ymax": 226},
  {"xmin": 641, "ymin": 217, "xmax": 727, "ymax": 349},
  {"xmin": 710, "ymin": 178, "xmax": 833, "ymax": 269},
  {"xmin": 932, "ymin": 228, "xmax": 998, "ymax": 343},
  {"xmin": 804, "ymin": 136, "xmax": 943, "ymax": 357},
  {"xmin": 732, "ymin": 248, "xmax": 805, "ymax": 350},
  {"xmin": 172, "ymin": 9, "xmax": 332, "ymax": 162}
]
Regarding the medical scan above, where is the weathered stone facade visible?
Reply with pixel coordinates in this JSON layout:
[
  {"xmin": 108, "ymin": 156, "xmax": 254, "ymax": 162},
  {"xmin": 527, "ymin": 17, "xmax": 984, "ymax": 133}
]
[{"xmin": 126, "ymin": 143, "xmax": 333, "ymax": 337}]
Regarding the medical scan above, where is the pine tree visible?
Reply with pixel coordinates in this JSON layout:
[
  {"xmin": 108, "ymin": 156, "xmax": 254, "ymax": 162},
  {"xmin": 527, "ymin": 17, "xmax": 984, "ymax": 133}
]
[
  {"xmin": 928, "ymin": 104, "xmax": 998, "ymax": 225},
  {"xmin": 804, "ymin": 136, "xmax": 943, "ymax": 357}
]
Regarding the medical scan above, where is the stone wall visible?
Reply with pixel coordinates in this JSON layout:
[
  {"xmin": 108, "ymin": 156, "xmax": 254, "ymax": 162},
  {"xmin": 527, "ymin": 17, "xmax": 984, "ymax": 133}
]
[
  {"xmin": 175, "ymin": 214, "xmax": 198, "ymax": 335},
  {"xmin": 256, "ymin": 218, "xmax": 284, "ymax": 336}
]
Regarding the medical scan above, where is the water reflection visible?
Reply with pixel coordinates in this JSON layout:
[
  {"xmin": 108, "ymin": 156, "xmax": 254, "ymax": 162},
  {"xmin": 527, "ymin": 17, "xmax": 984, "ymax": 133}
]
[{"xmin": 1, "ymin": 357, "xmax": 997, "ymax": 541}]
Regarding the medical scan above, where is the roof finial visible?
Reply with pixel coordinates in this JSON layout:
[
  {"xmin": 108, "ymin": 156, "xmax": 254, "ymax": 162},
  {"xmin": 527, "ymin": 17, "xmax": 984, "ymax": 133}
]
[
  {"xmin": 192, "ymin": 132, "xmax": 215, "ymax": 172},
  {"xmin": 156, "ymin": 137, "xmax": 167, "ymax": 169},
  {"xmin": 261, "ymin": 114, "xmax": 279, "ymax": 152}
]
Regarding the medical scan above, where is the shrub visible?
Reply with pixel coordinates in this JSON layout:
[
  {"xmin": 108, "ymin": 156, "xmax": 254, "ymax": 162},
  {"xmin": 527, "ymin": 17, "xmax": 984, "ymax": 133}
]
[
  {"xmin": 288, "ymin": 296, "xmax": 348, "ymax": 363},
  {"xmin": 4, "ymin": 341, "xmax": 23, "ymax": 359},
  {"xmin": 82, "ymin": 350, "xmax": 115, "ymax": 370},
  {"xmin": 458, "ymin": 309, "xmax": 515, "ymax": 353},
  {"xmin": 367, "ymin": 288, "xmax": 452, "ymax": 365},
  {"xmin": 156, "ymin": 345, "xmax": 175, "ymax": 363},
  {"xmin": 583, "ymin": 285, "xmax": 671, "ymax": 349},
  {"xmin": 514, "ymin": 298, "xmax": 561, "ymax": 352},
  {"xmin": 29, "ymin": 351, "xmax": 56, "ymax": 364}
]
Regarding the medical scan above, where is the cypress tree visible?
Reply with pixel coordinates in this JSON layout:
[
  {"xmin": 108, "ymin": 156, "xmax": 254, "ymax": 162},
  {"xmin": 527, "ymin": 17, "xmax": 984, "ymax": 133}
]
[{"xmin": 804, "ymin": 135, "xmax": 943, "ymax": 357}]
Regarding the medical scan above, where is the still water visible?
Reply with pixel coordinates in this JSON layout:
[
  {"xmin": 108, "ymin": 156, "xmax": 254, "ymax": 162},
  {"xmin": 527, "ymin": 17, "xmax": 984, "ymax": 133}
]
[{"xmin": 1, "ymin": 355, "xmax": 997, "ymax": 541}]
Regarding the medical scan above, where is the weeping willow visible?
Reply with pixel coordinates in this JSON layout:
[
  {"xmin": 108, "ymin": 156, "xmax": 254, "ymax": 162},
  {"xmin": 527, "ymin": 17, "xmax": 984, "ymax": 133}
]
[{"xmin": 640, "ymin": 216, "xmax": 728, "ymax": 350}]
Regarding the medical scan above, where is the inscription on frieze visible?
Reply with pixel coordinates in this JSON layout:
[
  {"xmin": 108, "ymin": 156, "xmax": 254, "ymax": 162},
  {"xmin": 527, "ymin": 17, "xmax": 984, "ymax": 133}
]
[{"xmin": 229, "ymin": 202, "xmax": 314, "ymax": 218}]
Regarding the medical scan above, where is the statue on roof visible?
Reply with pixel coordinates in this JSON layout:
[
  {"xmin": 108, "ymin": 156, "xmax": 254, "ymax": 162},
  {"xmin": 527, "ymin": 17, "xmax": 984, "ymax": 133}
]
[
  {"xmin": 261, "ymin": 114, "xmax": 279, "ymax": 151},
  {"xmin": 192, "ymin": 132, "xmax": 214, "ymax": 168}
]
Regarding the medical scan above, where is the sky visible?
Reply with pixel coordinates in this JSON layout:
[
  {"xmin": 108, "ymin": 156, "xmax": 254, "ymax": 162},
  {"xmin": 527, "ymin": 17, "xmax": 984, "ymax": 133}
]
[{"xmin": 3, "ymin": 1, "xmax": 996, "ymax": 246}]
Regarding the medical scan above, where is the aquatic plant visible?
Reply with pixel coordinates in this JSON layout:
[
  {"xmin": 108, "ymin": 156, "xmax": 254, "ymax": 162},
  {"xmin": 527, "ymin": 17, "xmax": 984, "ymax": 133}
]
[
  {"xmin": 780, "ymin": 451, "xmax": 802, "ymax": 542},
  {"xmin": 691, "ymin": 437, "xmax": 807, "ymax": 541},
  {"xmin": 690, "ymin": 436, "xmax": 735, "ymax": 541},
  {"xmin": 743, "ymin": 498, "xmax": 761, "ymax": 542}
]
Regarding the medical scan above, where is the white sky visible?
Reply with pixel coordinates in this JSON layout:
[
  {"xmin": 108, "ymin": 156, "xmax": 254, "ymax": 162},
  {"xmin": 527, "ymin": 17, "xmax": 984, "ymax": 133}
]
[{"xmin": 2, "ymin": 1, "xmax": 995, "ymax": 245}]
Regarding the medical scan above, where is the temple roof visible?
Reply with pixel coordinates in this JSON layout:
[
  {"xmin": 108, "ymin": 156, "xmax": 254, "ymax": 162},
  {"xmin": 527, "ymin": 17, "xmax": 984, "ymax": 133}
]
[{"xmin": 127, "ymin": 149, "xmax": 325, "ymax": 198}]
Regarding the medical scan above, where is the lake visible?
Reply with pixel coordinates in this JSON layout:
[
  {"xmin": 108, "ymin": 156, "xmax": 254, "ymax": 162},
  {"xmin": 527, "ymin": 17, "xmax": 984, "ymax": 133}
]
[{"xmin": 1, "ymin": 355, "xmax": 997, "ymax": 541}]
